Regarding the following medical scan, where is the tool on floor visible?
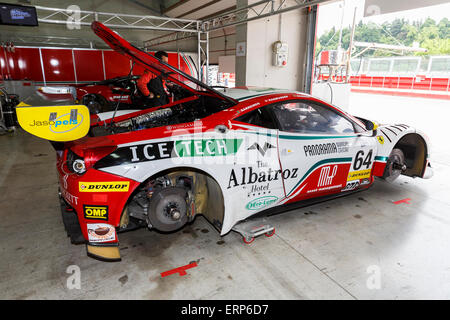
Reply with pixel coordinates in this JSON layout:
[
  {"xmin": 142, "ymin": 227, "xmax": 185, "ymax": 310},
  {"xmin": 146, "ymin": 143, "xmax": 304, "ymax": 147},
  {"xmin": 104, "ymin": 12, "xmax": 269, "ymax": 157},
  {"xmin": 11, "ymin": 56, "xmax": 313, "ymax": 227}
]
[
  {"xmin": 393, "ymin": 198, "xmax": 411, "ymax": 205},
  {"xmin": 232, "ymin": 218, "xmax": 275, "ymax": 244},
  {"xmin": 161, "ymin": 262, "xmax": 198, "ymax": 278}
]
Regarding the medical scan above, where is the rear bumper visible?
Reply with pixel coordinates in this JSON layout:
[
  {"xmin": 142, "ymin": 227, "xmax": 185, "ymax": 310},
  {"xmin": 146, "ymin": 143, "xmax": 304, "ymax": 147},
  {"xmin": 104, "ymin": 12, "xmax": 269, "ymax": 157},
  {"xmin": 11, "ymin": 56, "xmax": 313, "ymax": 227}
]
[
  {"xmin": 59, "ymin": 190, "xmax": 122, "ymax": 262},
  {"xmin": 86, "ymin": 243, "xmax": 121, "ymax": 262},
  {"xmin": 59, "ymin": 192, "xmax": 86, "ymax": 245},
  {"xmin": 56, "ymin": 155, "xmax": 140, "ymax": 245}
]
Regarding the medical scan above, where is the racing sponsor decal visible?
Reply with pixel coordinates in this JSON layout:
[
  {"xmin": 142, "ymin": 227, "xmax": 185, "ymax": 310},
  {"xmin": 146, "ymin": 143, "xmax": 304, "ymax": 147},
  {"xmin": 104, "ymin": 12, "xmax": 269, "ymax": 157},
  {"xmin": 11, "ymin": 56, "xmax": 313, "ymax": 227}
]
[
  {"xmin": 16, "ymin": 105, "xmax": 90, "ymax": 141},
  {"xmin": 96, "ymin": 139, "xmax": 243, "ymax": 167},
  {"xmin": 318, "ymin": 165, "xmax": 338, "ymax": 187},
  {"xmin": 377, "ymin": 136, "xmax": 385, "ymax": 144},
  {"xmin": 264, "ymin": 95, "xmax": 289, "ymax": 102},
  {"xmin": 129, "ymin": 141, "xmax": 174, "ymax": 162},
  {"xmin": 247, "ymin": 142, "xmax": 275, "ymax": 156},
  {"xmin": 175, "ymin": 139, "xmax": 242, "ymax": 157},
  {"xmin": 304, "ymin": 141, "xmax": 349, "ymax": 157},
  {"xmin": 246, "ymin": 196, "xmax": 278, "ymax": 210},
  {"xmin": 83, "ymin": 205, "xmax": 109, "ymax": 220},
  {"xmin": 247, "ymin": 183, "xmax": 272, "ymax": 197},
  {"xmin": 286, "ymin": 158, "xmax": 353, "ymax": 197},
  {"xmin": 87, "ymin": 223, "xmax": 116, "ymax": 243},
  {"xmin": 342, "ymin": 180, "xmax": 360, "ymax": 191},
  {"xmin": 79, "ymin": 181, "xmax": 130, "ymax": 192},
  {"xmin": 347, "ymin": 169, "xmax": 371, "ymax": 181},
  {"xmin": 240, "ymin": 102, "xmax": 260, "ymax": 113},
  {"xmin": 305, "ymin": 164, "xmax": 347, "ymax": 194},
  {"xmin": 166, "ymin": 122, "xmax": 196, "ymax": 130},
  {"xmin": 112, "ymin": 95, "xmax": 129, "ymax": 100},
  {"xmin": 61, "ymin": 188, "xmax": 78, "ymax": 206},
  {"xmin": 228, "ymin": 167, "xmax": 298, "ymax": 189}
]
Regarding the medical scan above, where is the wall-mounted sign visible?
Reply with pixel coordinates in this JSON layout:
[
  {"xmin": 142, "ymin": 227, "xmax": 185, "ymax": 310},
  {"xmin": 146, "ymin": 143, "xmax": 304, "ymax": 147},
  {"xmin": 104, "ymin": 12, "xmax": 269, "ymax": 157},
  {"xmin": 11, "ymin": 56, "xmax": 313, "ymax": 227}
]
[{"xmin": 236, "ymin": 42, "xmax": 246, "ymax": 57}]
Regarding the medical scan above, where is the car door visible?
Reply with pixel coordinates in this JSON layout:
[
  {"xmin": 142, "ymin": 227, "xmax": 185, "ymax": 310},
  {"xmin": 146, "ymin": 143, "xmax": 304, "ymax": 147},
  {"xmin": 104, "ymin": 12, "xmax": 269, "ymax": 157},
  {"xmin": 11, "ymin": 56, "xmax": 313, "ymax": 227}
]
[
  {"xmin": 230, "ymin": 106, "xmax": 285, "ymax": 216},
  {"xmin": 267, "ymin": 99, "xmax": 375, "ymax": 204}
]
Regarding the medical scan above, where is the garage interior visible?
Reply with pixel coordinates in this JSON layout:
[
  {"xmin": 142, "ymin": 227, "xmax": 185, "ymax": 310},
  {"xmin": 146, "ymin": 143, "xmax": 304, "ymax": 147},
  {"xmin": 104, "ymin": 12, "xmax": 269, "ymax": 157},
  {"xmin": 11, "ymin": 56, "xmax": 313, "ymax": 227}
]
[{"xmin": 1, "ymin": 0, "xmax": 449, "ymax": 299}]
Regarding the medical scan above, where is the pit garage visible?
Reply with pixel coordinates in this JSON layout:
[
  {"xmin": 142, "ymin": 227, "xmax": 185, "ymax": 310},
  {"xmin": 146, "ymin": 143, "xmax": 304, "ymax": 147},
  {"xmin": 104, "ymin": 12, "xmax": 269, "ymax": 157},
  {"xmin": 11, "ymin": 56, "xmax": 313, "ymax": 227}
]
[{"xmin": 1, "ymin": 0, "xmax": 449, "ymax": 301}]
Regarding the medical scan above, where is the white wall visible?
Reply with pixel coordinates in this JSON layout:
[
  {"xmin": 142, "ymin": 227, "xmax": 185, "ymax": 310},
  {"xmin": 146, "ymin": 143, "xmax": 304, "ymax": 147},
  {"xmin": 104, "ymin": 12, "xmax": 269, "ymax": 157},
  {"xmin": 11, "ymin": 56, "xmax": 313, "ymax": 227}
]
[
  {"xmin": 234, "ymin": 0, "xmax": 310, "ymax": 91},
  {"xmin": 209, "ymin": 26, "xmax": 236, "ymax": 64}
]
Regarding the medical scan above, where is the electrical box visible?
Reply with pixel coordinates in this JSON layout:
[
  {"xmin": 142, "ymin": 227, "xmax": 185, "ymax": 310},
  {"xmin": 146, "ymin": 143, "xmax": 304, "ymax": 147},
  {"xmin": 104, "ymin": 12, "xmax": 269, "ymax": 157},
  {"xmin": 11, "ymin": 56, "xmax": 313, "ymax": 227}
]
[{"xmin": 272, "ymin": 41, "xmax": 288, "ymax": 67}]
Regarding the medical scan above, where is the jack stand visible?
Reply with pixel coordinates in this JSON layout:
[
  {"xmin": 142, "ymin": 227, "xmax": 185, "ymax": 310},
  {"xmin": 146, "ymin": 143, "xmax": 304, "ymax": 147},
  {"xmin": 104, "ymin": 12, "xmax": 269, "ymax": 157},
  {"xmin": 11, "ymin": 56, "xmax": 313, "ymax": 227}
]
[{"xmin": 232, "ymin": 218, "xmax": 275, "ymax": 244}]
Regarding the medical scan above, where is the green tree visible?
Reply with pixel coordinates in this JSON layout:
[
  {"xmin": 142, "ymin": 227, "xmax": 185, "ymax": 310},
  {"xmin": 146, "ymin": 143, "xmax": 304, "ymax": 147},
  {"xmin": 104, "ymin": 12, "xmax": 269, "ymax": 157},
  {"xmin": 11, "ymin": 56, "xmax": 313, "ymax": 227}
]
[
  {"xmin": 438, "ymin": 18, "xmax": 450, "ymax": 39},
  {"xmin": 317, "ymin": 17, "xmax": 450, "ymax": 58}
]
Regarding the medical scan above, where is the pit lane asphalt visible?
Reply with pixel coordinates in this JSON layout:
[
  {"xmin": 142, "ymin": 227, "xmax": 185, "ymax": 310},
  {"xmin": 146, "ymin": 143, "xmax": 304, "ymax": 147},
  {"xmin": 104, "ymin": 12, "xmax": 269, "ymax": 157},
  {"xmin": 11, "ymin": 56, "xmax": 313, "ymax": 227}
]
[{"xmin": 1, "ymin": 92, "xmax": 449, "ymax": 299}]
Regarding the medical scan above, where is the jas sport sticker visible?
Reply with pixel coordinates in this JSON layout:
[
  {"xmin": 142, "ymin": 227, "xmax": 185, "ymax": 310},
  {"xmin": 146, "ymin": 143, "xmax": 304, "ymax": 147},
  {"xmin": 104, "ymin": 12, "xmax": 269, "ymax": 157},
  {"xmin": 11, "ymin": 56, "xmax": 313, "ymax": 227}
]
[{"xmin": 79, "ymin": 181, "xmax": 130, "ymax": 192}]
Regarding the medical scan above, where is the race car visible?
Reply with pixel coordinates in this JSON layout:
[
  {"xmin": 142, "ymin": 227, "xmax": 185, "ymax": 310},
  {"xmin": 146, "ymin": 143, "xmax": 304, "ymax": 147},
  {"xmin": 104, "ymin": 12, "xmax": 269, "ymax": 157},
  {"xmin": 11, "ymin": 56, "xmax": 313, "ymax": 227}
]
[
  {"xmin": 21, "ymin": 22, "xmax": 433, "ymax": 262},
  {"xmin": 75, "ymin": 75, "xmax": 141, "ymax": 114}
]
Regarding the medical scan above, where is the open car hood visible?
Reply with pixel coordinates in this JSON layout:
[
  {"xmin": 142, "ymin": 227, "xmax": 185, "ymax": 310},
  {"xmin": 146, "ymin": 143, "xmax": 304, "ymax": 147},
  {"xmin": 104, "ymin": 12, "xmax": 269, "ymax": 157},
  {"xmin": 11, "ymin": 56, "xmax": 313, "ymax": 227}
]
[{"xmin": 91, "ymin": 21, "xmax": 236, "ymax": 105}]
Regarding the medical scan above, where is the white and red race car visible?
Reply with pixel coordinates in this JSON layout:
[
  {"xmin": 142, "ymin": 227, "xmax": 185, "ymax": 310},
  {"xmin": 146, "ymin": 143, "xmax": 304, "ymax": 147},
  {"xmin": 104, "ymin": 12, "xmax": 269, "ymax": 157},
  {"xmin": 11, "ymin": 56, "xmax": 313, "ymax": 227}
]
[{"xmin": 22, "ymin": 22, "xmax": 433, "ymax": 261}]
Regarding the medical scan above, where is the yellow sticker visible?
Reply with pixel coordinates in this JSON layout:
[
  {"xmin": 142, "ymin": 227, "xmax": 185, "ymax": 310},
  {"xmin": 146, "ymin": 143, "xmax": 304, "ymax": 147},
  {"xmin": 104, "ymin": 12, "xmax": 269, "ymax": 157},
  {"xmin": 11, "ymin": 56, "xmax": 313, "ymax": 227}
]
[
  {"xmin": 348, "ymin": 169, "xmax": 371, "ymax": 181},
  {"xmin": 16, "ymin": 105, "xmax": 90, "ymax": 142},
  {"xmin": 79, "ymin": 182, "xmax": 130, "ymax": 192},
  {"xmin": 84, "ymin": 205, "xmax": 108, "ymax": 220},
  {"xmin": 377, "ymin": 136, "xmax": 385, "ymax": 145}
]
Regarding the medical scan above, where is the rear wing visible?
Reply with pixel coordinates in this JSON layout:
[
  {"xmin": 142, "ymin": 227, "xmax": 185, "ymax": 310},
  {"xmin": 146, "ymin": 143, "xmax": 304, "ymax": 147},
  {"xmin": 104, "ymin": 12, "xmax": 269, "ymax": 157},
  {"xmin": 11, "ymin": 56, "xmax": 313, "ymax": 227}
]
[{"xmin": 16, "ymin": 104, "xmax": 90, "ymax": 141}]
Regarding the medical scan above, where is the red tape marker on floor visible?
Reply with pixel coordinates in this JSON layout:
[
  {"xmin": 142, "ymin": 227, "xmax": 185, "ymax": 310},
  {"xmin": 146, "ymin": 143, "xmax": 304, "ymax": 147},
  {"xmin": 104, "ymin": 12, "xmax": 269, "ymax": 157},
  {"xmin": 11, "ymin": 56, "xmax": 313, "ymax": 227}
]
[
  {"xmin": 161, "ymin": 262, "xmax": 198, "ymax": 278},
  {"xmin": 393, "ymin": 198, "xmax": 411, "ymax": 205}
]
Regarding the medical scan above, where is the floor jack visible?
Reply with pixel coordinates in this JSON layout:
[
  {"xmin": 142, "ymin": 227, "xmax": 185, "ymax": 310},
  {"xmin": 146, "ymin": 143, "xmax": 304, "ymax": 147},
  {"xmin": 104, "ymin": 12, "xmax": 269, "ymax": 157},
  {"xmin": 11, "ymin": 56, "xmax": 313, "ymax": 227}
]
[{"xmin": 232, "ymin": 218, "xmax": 275, "ymax": 244}]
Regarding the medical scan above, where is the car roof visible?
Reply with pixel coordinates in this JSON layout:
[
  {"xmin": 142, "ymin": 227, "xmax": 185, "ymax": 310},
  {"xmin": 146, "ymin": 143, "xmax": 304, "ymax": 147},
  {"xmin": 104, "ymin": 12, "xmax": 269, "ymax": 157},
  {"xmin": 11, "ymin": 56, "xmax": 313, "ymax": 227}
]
[{"xmin": 215, "ymin": 86, "xmax": 310, "ymax": 102}]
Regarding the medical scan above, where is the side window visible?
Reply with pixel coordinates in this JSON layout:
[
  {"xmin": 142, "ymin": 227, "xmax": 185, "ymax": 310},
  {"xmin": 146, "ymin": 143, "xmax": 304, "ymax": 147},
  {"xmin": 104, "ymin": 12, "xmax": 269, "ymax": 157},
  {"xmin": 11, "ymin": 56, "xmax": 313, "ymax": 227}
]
[
  {"xmin": 269, "ymin": 101, "xmax": 355, "ymax": 134},
  {"xmin": 235, "ymin": 106, "xmax": 277, "ymax": 129}
]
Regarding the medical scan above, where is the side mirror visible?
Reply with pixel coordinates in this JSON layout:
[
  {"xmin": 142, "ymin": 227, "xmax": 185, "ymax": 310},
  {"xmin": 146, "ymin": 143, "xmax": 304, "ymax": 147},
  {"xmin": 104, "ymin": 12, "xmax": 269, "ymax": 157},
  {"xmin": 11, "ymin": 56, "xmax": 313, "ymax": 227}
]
[
  {"xmin": 365, "ymin": 121, "xmax": 374, "ymax": 131},
  {"xmin": 370, "ymin": 121, "xmax": 379, "ymax": 136},
  {"xmin": 355, "ymin": 116, "xmax": 379, "ymax": 136}
]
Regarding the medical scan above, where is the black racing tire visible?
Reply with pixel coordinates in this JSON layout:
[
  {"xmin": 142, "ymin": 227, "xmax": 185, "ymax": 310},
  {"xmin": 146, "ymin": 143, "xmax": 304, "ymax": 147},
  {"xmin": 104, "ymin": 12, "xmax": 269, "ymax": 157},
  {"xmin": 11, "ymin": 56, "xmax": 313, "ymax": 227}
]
[
  {"xmin": 147, "ymin": 187, "xmax": 188, "ymax": 232},
  {"xmin": 382, "ymin": 148, "xmax": 405, "ymax": 183},
  {"xmin": 82, "ymin": 94, "xmax": 109, "ymax": 114}
]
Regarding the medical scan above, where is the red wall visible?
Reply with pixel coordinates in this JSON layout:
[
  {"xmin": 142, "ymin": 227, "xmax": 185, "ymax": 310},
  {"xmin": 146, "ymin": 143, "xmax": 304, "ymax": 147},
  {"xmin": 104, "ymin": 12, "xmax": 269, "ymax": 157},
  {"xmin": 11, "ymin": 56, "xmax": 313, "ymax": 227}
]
[
  {"xmin": 319, "ymin": 74, "xmax": 450, "ymax": 92},
  {"xmin": 1, "ymin": 46, "xmax": 195, "ymax": 84}
]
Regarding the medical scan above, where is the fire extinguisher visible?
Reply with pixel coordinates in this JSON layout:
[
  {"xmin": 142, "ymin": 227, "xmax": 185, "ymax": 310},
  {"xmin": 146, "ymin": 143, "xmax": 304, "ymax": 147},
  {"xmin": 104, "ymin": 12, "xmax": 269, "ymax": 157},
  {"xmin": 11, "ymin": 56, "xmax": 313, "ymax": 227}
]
[{"xmin": 0, "ymin": 88, "xmax": 18, "ymax": 131}]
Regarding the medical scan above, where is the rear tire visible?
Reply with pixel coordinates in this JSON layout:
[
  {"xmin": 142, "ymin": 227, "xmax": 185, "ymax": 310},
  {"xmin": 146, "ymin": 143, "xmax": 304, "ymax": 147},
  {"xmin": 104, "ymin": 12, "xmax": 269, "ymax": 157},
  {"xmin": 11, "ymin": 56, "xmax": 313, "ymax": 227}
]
[{"xmin": 382, "ymin": 148, "xmax": 405, "ymax": 183}]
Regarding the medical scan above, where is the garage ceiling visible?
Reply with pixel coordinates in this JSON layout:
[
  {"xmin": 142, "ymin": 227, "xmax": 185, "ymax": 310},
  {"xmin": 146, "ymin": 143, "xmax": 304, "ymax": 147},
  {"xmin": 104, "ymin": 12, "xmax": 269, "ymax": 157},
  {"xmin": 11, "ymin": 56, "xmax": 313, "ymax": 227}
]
[{"xmin": 163, "ymin": 0, "xmax": 236, "ymax": 20}]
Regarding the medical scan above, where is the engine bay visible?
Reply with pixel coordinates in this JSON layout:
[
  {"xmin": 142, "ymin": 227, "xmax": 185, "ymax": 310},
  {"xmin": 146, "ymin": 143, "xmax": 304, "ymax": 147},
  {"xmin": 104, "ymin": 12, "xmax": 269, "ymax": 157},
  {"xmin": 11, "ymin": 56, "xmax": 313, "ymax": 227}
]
[{"xmin": 90, "ymin": 94, "xmax": 232, "ymax": 137}]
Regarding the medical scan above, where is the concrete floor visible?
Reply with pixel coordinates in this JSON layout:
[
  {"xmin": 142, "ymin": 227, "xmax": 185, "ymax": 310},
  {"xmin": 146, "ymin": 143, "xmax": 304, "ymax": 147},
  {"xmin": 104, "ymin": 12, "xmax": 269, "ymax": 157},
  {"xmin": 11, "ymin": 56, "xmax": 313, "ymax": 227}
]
[{"xmin": 1, "ymin": 92, "xmax": 449, "ymax": 299}]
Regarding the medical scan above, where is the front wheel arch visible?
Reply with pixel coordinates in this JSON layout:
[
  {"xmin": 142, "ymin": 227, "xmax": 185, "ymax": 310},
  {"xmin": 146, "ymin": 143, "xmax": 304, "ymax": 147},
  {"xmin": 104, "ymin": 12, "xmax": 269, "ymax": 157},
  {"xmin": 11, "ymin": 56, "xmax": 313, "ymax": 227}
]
[
  {"xmin": 126, "ymin": 167, "xmax": 225, "ymax": 232},
  {"xmin": 389, "ymin": 133, "xmax": 428, "ymax": 178}
]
